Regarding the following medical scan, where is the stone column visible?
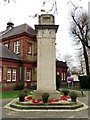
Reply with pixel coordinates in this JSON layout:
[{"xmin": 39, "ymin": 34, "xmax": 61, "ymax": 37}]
[{"xmin": 33, "ymin": 14, "xmax": 60, "ymax": 99}]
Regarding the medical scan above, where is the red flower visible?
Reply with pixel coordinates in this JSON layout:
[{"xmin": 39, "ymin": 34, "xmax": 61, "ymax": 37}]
[
  {"xmin": 61, "ymin": 95, "xmax": 70, "ymax": 100},
  {"xmin": 24, "ymin": 96, "xmax": 32, "ymax": 101},
  {"xmin": 24, "ymin": 95, "xmax": 71, "ymax": 103},
  {"xmin": 66, "ymin": 96, "xmax": 71, "ymax": 99},
  {"xmin": 48, "ymin": 100, "xmax": 53, "ymax": 103},
  {"xmin": 32, "ymin": 99, "xmax": 41, "ymax": 103}
]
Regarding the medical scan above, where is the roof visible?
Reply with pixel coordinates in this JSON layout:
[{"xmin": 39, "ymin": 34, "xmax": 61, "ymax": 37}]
[
  {"xmin": 0, "ymin": 23, "xmax": 36, "ymax": 40},
  {"xmin": 0, "ymin": 43, "xmax": 21, "ymax": 61},
  {"xmin": 56, "ymin": 59, "xmax": 68, "ymax": 68}
]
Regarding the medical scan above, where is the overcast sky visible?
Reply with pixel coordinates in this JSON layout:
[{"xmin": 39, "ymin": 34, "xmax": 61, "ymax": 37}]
[{"xmin": 0, "ymin": 0, "xmax": 90, "ymax": 65}]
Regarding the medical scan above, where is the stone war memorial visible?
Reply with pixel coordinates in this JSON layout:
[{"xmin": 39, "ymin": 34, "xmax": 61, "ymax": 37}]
[
  {"xmin": 33, "ymin": 13, "xmax": 60, "ymax": 100},
  {"xmin": 4, "ymin": 14, "xmax": 88, "ymax": 112}
]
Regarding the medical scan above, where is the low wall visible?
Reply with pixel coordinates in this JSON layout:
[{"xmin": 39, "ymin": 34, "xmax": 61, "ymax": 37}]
[{"xmin": 1, "ymin": 82, "xmax": 16, "ymax": 91}]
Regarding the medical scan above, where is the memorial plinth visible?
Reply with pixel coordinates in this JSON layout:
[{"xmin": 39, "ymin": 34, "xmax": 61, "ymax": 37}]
[{"xmin": 33, "ymin": 14, "xmax": 60, "ymax": 99}]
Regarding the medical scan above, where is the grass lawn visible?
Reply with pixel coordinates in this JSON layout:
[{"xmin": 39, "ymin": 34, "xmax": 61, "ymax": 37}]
[
  {"xmin": 0, "ymin": 90, "xmax": 33, "ymax": 99},
  {"xmin": 0, "ymin": 86, "xmax": 87, "ymax": 99}
]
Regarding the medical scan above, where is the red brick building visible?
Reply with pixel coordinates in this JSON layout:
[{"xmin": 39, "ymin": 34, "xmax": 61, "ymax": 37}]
[
  {"xmin": 0, "ymin": 22, "xmax": 68, "ymax": 90},
  {"xmin": 56, "ymin": 60, "xmax": 68, "ymax": 81}
]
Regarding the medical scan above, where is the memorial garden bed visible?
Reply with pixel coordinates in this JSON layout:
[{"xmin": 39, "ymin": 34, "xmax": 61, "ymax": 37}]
[
  {"xmin": 4, "ymin": 89, "xmax": 88, "ymax": 111},
  {"xmin": 8, "ymin": 94, "xmax": 84, "ymax": 110}
]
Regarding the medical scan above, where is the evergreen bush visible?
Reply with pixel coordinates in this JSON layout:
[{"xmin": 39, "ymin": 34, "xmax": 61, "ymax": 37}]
[
  {"xmin": 14, "ymin": 82, "xmax": 24, "ymax": 90},
  {"xmin": 69, "ymin": 91, "xmax": 78, "ymax": 102},
  {"xmin": 31, "ymin": 85, "xmax": 37, "ymax": 90},
  {"xmin": 62, "ymin": 89, "xmax": 69, "ymax": 96},
  {"xmin": 87, "ymin": 75, "xmax": 90, "ymax": 89},
  {"xmin": 18, "ymin": 90, "xmax": 27, "ymax": 102},
  {"xmin": 78, "ymin": 75, "xmax": 89, "ymax": 89},
  {"xmin": 41, "ymin": 93, "xmax": 50, "ymax": 103}
]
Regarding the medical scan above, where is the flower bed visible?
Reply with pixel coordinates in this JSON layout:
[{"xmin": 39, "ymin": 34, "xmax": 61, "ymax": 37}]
[
  {"xmin": 24, "ymin": 95, "xmax": 71, "ymax": 104},
  {"xmin": 60, "ymin": 95, "xmax": 71, "ymax": 101}
]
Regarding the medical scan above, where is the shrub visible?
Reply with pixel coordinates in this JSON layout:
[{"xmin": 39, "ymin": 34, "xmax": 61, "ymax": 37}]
[
  {"xmin": 87, "ymin": 75, "xmax": 90, "ymax": 89},
  {"xmin": 14, "ymin": 82, "xmax": 24, "ymax": 90},
  {"xmin": 18, "ymin": 90, "xmax": 27, "ymax": 102},
  {"xmin": 41, "ymin": 93, "xmax": 50, "ymax": 103},
  {"xmin": 62, "ymin": 89, "xmax": 69, "ymax": 96},
  {"xmin": 69, "ymin": 91, "xmax": 78, "ymax": 98},
  {"xmin": 18, "ymin": 91, "xmax": 27, "ymax": 97},
  {"xmin": 69, "ymin": 91, "xmax": 78, "ymax": 102},
  {"xmin": 78, "ymin": 75, "xmax": 89, "ymax": 89},
  {"xmin": 31, "ymin": 85, "xmax": 37, "ymax": 90}
]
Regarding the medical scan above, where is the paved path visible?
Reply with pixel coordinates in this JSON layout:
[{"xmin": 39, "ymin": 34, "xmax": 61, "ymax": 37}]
[{"xmin": 1, "ymin": 91, "xmax": 90, "ymax": 119}]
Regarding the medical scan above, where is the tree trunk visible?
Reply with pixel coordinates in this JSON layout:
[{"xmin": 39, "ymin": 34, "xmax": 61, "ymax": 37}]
[{"xmin": 82, "ymin": 44, "xmax": 89, "ymax": 75}]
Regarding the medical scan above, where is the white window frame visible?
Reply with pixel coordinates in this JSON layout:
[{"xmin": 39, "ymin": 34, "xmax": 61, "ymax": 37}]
[
  {"xmin": 12, "ymin": 68, "xmax": 16, "ymax": 81},
  {"xmin": 61, "ymin": 72, "xmax": 63, "ymax": 81},
  {"xmin": 26, "ymin": 69, "xmax": 31, "ymax": 81},
  {"xmin": 7, "ymin": 68, "xmax": 11, "ymax": 81},
  {"xmin": 27, "ymin": 43, "xmax": 32, "ymax": 54},
  {"xmin": 14, "ymin": 41, "xmax": 20, "ymax": 54},
  {"xmin": 64, "ymin": 72, "xmax": 66, "ymax": 80},
  {"xmin": 57, "ymin": 72, "xmax": 59, "ymax": 75}
]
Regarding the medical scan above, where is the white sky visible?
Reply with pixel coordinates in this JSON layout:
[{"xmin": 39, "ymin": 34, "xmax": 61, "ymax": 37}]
[{"xmin": 0, "ymin": 0, "xmax": 90, "ymax": 65}]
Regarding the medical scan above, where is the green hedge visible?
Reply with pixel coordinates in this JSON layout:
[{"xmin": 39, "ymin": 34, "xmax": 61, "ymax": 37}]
[
  {"xmin": 78, "ymin": 75, "xmax": 90, "ymax": 89},
  {"xmin": 14, "ymin": 82, "xmax": 24, "ymax": 90},
  {"xmin": 87, "ymin": 75, "xmax": 90, "ymax": 89}
]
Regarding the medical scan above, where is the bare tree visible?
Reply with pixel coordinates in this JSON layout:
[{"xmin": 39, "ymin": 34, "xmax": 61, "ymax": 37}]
[
  {"xmin": 76, "ymin": 49, "xmax": 86, "ymax": 74},
  {"xmin": 70, "ymin": 8, "xmax": 90, "ymax": 75},
  {"xmin": 1, "ymin": 0, "xmax": 16, "ymax": 3},
  {"xmin": 56, "ymin": 49, "xmax": 62, "ymax": 61},
  {"xmin": 63, "ymin": 54, "xmax": 74, "ymax": 71}
]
